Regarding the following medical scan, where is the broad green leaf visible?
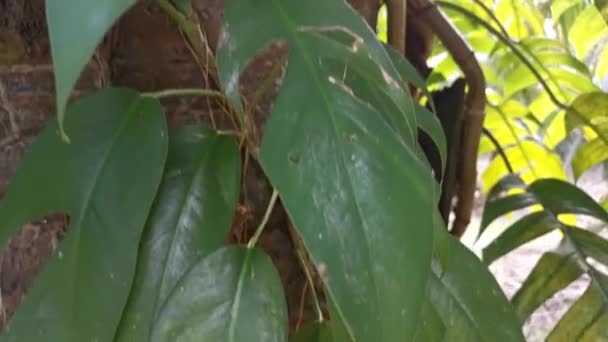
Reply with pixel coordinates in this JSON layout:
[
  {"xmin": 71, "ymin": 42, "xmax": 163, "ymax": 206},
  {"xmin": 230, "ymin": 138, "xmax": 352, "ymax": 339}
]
[
  {"xmin": 151, "ymin": 246, "xmax": 287, "ymax": 342},
  {"xmin": 568, "ymin": 226, "xmax": 608, "ymax": 265},
  {"xmin": 424, "ymin": 233, "xmax": 525, "ymax": 341},
  {"xmin": 486, "ymin": 174, "xmax": 527, "ymax": 201},
  {"xmin": 520, "ymin": 37, "xmax": 567, "ymax": 54},
  {"xmin": 0, "ymin": 88, "xmax": 168, "ymax": 341},
  {"xmin": 46, "ymin": 0, "xmax": 136, "ymax": 141},
  {"xmin": 433, "ymin": 210, "xmax": 450, "ymax": 274},
  {"xmin": 551, "ymin": 0, "xmax": 584, "ymax": 21},
  {"xmin": 504, "ymin": 64, "xmax": 596, "ymax": 99},
  {"xmin": 566, "ymin": 92, "xmax": 608, "ymax": 142},
  {"xmin": 568, "ymin": 5, "xmax": 608, "ymax": 60},
  {"xmin": 507, "ymin": 51, "xmax": 591, "ymax": 81},
  {"xmin": 547, "ymin": 275, "xmax": 608, "ymax": 341},
  {"xmin": 480, "ymin": 193, "xmax": 539, "ymax": 233},
  {"xmin": 542, "ymin": 110, "xmax": 567, "ymax": 149},
  {"xmin": 512, "ymin": 248, "xmax": 583, "ymax": 321},
  {"xmin": 572, "ymin": 138, "xmax": 608, "ymax": 178},
  {"xmin": 383, "ymin": 43, "xmax": 433, "ymax": 105},
  {"xmin": 412, "ymin": 298, "xmax": 445, "ymax": 342},
  {"xmin": 310, "ymin": 33, "xmax": 417, "ymax": 149},
  {"xmin": 217, "ymin": 0, "xmax": 402, "ymax": 119},
  {"xmin": 482, "ymin": 212, "xmax": 560, "ymax": 264},
  {"xmin": 116, "ymin": 126, "xmax": 240, "ymax": 341},
  {"xmin": 466, "ymin": 31, "xmax": 498, "ymax": 54},
  {"xmin": 290, "ymin": 323, "xmax": 334, "ymax": 342},
  {"xmin": 482, "ymin": 142, "xmax": 566, "ymax": 193},
  {"xmin": 416, "ymin": 105, "xmax": 447, "ymax": 174},
  {"xmin": 528, "ymin": 179, "xmax": 608, "ymax": 223},
  {"xmin": 218, "ymin": 1, "xmax": 435, "ymax": 340}
]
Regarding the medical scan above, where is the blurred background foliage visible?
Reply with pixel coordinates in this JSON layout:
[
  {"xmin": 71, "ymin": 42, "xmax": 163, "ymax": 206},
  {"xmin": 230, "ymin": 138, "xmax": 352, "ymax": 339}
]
[{"xmin": 380, "ymin": 0, "xmax": 608, "ymax": 339}]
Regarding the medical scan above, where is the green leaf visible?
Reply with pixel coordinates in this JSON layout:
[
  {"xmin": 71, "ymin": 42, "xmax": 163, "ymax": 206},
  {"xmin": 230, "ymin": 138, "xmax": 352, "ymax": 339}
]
[
  {"xmin": 116, "ymin": 125, "xmax": 241, "ymax": 341},
  {"xmin": 171, "ymin": 0, "xmax": 193, "ymax": 14},
  {"xmin": 512, "ymin": 247, "xmax": 583, "ymax": 321},
  {"xmin": 433, "ymin": 211, "xmax": 450, "ymax": 274},
  {"xmin": 416, "ymin": 105, "xmax": 447, "ymax": 175},
  {"xmin": 0, "ymin": 88, "xmax": 168, "ymax": 341},
  {"xmin": 151, "ymin": 246, "xmax": 287, "ymax": 342},
  {"xmin": 482, "ymin": 212, "xmax": 560, "ymax": 265},
  {"xmin": 480, "ymin": 193, "xmax": 539, "ymax": 234},
  {"xmin": 424, "ymin": 233, "xmax": 525, "ymax": 341},
  {"xmin": 290, "ymin": 323, "xmax": 334, "ymax": 342},
  {"xmin": 547, "ymin": 276, "xmax": 608, "ymax": 341},
  {"xmin": 482, "ymin": 141, "xmax": 566, "ymax": 193},
  {"xmin": 566, "ymin": 92, "xmax": 608, "ymax": 143},
  {"xmin": 486, "ymin": 174, "xmax": 527, "ymax": 201},
  {"xmin": 412, "ymin": 298, "xmax": 445, "ymax": 342},
  {"xmin": 568, "ymin": 5, "xmax": 608, "ymax": 60},
  {"xmin": 217, "ymin": 0, "xmax": 402, "ymax": 120},
  {"xmin": 551, "ymin": 0, "xmax": 585, "ymax": 21},
  {"xmin": 572, "ymin": 138, "xmax": 608, "ymax": 179},
  {"xmin": 46, "ymin": 0, "xmax": 136, "ymax": 141},
  {"xmin": 311, "ymin": 34, "xmax": 417, "ymax": 149},
  {"xmin": 218, "ymin": 1, "xmax": 435, "ymax": 340},
  {"xmin": 528, "ymin": 179, "xmax": 608, "ymax": 223},
  {"xmin": 568, "ymin": 226, "xmax": 608, "ymax": 265},
  {"xmin": 383, "ymin": 43, "xmax": 434, "ymax": 106}
]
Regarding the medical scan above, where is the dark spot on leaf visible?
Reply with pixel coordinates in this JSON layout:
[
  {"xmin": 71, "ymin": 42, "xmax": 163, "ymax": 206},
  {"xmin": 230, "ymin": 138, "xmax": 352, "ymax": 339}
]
[
  {"xmin": 288, "ymin": 154, "xmax": 301, "ymax": 164},
  {"xmin": 343, "ymin": 132, "xmax": 357, "ymax": 143}
]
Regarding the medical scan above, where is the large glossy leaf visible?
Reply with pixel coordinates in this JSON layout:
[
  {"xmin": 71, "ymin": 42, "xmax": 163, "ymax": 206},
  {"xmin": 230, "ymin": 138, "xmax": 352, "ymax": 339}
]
[
  {"xmin": 150, "ymin": 246, "xmax": 287, "ymax": 342},
  {"xmin": 420, "ymin": 233, "xmax": 525, "ymax": 342},
  {"xmin": 511, "ymin": 247, "xmax": 583, "ymax": 321},
  {"xmin": 0, "ymin": 88, "xmax": 168, "ymax": 341},
  {"xmin": 46, "ymin": 0, "xmax": 136, "ymax": 140},
  {"xmin": 412, "ymin": 298, "xmax": 445, "ymax": 342},
  {"xmin": 218, "ymin": 1, "xmax": 435, "ymax": 340},
  {"xmin": 116, "ymin": 126, "xmax": 240, "ymax": 341},
  {"xmin": 217, "ymin": 0, "xmax": 402, "ymax": 119},
  {"xmin": 383, "ymin": 43, "xmax": 433, "ymax": 104}
]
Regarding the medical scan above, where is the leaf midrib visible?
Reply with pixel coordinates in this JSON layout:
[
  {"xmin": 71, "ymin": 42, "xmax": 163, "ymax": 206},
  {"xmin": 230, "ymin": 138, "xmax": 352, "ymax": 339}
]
[{"xmin": 267, "ymin": 2, "xmax": 389, "ymax": 340}]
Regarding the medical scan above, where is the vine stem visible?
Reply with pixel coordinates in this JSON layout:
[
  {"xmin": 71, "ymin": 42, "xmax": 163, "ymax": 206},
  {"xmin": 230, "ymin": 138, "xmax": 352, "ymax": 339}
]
[
  {"xmin": 437, "ymin": 1, "xmax": 608, "ymax": 146},
  {"xmin": 411, "ymin": 0, "xmax": 486, "ymax": 237},
  {"xmin": 296, "ymin": 248, "xmax": 325, "ymax": 322},
  {"xmin": 143, "ymin": 88, "xmax": 225, "ymax": 99},
  {"xmin": 157, "ymin": 0, "xmax": 196, "ymax": 32},
  {"xmin": 247, "ymin": 190, "xmax": 279, "ymax": 249}
]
